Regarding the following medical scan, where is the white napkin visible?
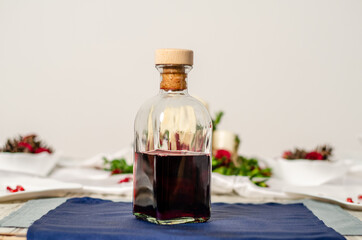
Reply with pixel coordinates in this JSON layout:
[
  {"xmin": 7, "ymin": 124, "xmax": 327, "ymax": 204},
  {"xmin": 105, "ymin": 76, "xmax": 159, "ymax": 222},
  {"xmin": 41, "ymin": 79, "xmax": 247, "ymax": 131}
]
[
  {"xmin": 49, "ymin": 148, "xmax": 134, "ymax": 195},
  {"xmin": 0, "ymin": 171, "xmax": 82, "ymax": 202},
  {"xmin": 0, "ymin": 152, "xmax": 61, "ymax": 177},
  {"xmin": 50, "ymin": 167, "xmax": 132, "ymax": 195},
  {"xmin": 57, "ymin": 148, "xmax": 133, "ymax": 168},
  {"xmin": 212, "ymin": 173, "xmax": 290, "ymax": 199}
]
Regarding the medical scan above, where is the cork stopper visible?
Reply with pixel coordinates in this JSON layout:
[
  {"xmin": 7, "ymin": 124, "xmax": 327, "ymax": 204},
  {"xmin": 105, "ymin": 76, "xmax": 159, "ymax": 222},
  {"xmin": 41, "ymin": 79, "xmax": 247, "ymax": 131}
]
[
  {"xmin": 156, "ymin": 49, "xmax": 193, "ymax": 91},
  {"xmin": 155, "ymin": 49, "xmax": 193, "ymax": 66},
  {"xmin": 160, "ymin": 66, "xmax": 188, "ymax": 90}
]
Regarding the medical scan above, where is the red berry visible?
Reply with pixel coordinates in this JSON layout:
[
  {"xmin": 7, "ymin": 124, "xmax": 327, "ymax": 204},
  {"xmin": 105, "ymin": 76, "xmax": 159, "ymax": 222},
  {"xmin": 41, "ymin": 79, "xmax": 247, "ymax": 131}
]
[
  {"xmin": 16, "ymin": 185, "xmax": 25, "ymax": 191},
  {"xmin": 215, "ymin": 149, "xmax": 232, "ymax": 160},
  {"xmin": 305, "ymin": 151, "xmax": 324, "ymax": 160},
  {"xmin": 282, "ymin": 151, "xmax": 292, "ymax": 159},
  {"xmin": 34, "ymin": 147, "xmax": 51, "ymax": 154},
  {"xmin": 6, "ymin": 186, "xmax": 18, "ymax": 193},
  {"xmin": 358, "ymin": 195, "xmax": 362, "ymax": 200},
  {"xmin": 17, "ymin": 142, "xmax": 34, "ymax": 152},
  {"xmin": 346, "ymin": 198, "xmax": 354, "ymax": 203},
  {"xmin": 118, "ymin": 177, "xmax": 132, "ymax": 184},
  {"xmin": 111, "ymin": 169, "xmax": 122, "ymax": 175}
]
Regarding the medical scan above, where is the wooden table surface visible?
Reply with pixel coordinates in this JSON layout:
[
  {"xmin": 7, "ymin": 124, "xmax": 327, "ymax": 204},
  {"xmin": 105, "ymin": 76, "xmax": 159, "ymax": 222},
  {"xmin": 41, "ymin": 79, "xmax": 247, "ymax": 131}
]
[{"xmin": 0, "ymin": 193, "xmax": 361, "ymax": 240}]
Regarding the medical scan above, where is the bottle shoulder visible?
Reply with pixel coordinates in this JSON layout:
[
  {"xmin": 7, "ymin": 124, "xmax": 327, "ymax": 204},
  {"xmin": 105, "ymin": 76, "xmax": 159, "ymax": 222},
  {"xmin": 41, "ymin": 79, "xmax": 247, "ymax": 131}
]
[{"xmin": 134, "ymin": 94, "xmax": 212, "ymax": 127}]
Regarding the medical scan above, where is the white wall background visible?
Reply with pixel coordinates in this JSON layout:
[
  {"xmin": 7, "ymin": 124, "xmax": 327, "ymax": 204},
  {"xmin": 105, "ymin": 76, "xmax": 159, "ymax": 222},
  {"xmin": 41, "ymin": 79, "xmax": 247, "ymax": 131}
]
[{"xmin": 0, "ymin": 0, "xmax": 361, "ymax": 159}]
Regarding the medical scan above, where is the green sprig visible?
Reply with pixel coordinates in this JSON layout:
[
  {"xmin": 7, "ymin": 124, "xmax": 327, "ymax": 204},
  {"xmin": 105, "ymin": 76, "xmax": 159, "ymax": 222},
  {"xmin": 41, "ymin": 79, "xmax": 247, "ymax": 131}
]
[
  {"xmin": 212, "ymin": 155, "xmax": 272, "ymax": 187},
  {"xmin": 212, "ymin": 111, "xmax": 224, "ymax": 131},
  {"xmin": 103, "ymin": 157, "xmax": 133, "ymax": 174}
]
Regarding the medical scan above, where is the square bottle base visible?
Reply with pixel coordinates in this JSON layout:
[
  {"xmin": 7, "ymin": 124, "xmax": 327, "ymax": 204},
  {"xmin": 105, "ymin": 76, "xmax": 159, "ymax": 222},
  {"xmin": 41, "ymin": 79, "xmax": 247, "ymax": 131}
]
[{"xmin": 134, "ymin": 212, "xmax": 209, "ymax": 225}]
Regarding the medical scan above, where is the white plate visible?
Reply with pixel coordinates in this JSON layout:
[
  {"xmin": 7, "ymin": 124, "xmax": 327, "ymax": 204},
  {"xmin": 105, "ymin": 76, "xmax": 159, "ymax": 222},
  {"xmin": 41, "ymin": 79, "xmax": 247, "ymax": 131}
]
[
  {"xmin": 282, "ymin": 185, "xmax": 362, "ymax": 210},
  {"xmin": 0, "ymin": 172, "xmax": 82, "ymax": 202},
  {"xmin": 263, "ymin": 157, "xmax": 352, "ymax": 186}
]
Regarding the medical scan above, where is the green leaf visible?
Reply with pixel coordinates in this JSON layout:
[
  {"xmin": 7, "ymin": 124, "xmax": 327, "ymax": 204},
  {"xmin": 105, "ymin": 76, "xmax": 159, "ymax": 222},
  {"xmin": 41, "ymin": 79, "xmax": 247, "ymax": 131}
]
[
  {"xmin": 103, "ymin": 157, "xmax": 133, "ymax": 174},
  {"xmin": 212, "ymin": 111, "xmax": 224, "ymax": 131},
  {"xmin": 212, "ymin": 154, "xmax": 273, "ymax": 188},
  {"xmin": 213, "ymin": 166, "xmax": 227, "ymax": 175}
]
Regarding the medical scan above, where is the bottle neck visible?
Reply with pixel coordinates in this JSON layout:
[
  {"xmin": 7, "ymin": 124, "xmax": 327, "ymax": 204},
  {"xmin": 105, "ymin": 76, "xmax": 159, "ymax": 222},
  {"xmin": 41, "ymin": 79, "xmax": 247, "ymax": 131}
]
[{"xmin": 156, "ymin": 65, "xmax": 192, "ymax": 93}]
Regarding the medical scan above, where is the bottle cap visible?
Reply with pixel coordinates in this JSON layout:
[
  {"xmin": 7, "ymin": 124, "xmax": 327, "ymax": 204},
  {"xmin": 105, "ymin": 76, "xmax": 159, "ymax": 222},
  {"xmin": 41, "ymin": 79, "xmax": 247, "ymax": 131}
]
[{"xmin": 155, "ymin": 49, "xmax": 193, "ymax": 65}]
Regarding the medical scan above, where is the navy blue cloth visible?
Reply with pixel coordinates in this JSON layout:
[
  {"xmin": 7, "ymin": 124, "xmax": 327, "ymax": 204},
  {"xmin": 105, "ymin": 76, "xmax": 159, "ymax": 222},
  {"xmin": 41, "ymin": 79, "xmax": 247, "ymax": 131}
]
[{"xmin": 27, "ymin": 197, "xmax": 345, "ymax": 240}]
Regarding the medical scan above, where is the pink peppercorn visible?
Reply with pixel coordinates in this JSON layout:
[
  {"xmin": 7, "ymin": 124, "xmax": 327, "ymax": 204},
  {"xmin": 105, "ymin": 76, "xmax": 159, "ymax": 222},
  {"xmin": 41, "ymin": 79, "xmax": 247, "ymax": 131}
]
[
  {"xmin": 16, "ymin": 185, "xmax": 25, "ymax": 191},
  {"xmin": 118, "ymin": 177, "xmax": 132, "ymax": 184}
]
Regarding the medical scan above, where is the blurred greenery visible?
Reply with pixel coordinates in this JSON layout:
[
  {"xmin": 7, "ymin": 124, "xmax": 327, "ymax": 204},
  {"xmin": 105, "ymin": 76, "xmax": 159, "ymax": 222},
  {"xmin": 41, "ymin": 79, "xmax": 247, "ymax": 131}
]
[
  {"xmin": 103, "ymin": 157, "xmax": 133, "ymax": 174},
  {"xmin": 212, "ymin": 155, "xmax": 272, "ymax": 187},
  {"xmin": 212, "ymin": 111, "xmax": 224, "ymax": 131}
]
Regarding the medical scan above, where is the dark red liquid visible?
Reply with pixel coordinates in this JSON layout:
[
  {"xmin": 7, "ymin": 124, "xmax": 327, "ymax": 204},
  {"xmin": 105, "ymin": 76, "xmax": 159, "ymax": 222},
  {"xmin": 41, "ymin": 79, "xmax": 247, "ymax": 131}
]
[{"xmin": 133, "ymin": 150, "xmax": 211, "ymax": 222}]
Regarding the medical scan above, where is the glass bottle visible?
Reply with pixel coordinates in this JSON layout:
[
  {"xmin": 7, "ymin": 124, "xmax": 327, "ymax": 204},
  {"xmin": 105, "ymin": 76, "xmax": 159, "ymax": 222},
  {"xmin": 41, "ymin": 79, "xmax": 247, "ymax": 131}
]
[{"xmin": 133, "ymin": 49, "xmax": 212, "ymax": 225}]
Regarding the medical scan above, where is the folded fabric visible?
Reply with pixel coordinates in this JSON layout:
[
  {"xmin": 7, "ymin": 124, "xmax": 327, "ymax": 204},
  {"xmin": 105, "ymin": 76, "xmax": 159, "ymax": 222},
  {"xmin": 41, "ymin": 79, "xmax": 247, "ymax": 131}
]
[
  {"xmin": 301, "ymin": 200, "xmax": 362, "ymax": 236},
  {"xmin": 0, "ymin": 198, "xmax": 67, "ymax": 227},
  {"xmin": 27, "ymin": 197, "xmax": 345, "ymax": 240},
  {"xmin": 50, "ymin": 167, "xmax": 133, "ymax": 195},
  {"xmin": 58, "ymin": 148, "xmax": 133, "ymax": 168},
  {"xmin": 0, "ymin": 152, "xmax": 60, "ymax": 177},
  {"xmin": 211, "ymin": 173, "xmax": 289, "ymax": 199}
]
